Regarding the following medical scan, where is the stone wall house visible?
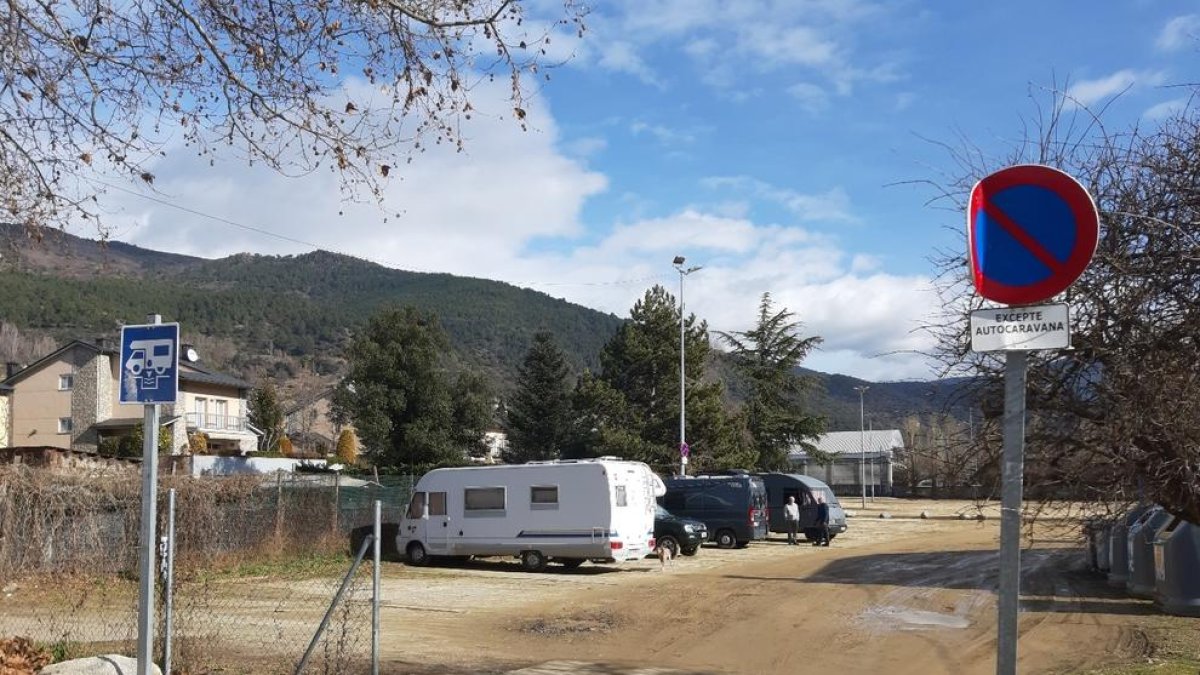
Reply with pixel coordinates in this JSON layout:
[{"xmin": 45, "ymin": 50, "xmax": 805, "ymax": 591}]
[{"xmin": 1, "ymin": 339, "xmax": 259, "ymax": 455}]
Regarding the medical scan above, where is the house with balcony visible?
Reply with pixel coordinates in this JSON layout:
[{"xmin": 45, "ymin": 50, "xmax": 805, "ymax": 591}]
[{"xmin": 1, "ymin": 339, "xmax": 259, "ymax": 455}]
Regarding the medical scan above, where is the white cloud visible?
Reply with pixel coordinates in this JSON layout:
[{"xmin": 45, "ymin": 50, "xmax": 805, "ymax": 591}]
[
  {"xmin": 549, "ymin": 0, "xmax": 901, "ymax": 105},
  {"xmin": 1066, "ymin": 69, "xmax": 1165, "ymax": 107},
  {"xmin": 630, "ymin": 120, "xmax": 708, "ymax": 146},
  {"xmin": 1143, "ymin": 97, "xmax": 1188, "ymax": 121},
  {"xmin": 1157, "ymin": 14, "xmax": 1200, "ymax": 52},
  {"xmin": 702, "ymin": 176, "xmax": 857, "ymax": 223},
  {"xmin": 788, "ymin": 82, "xmax": 831, "ymax": 114},
  {"xmin": 99, "ymin": 81, "xmax": 607, "ymax": 272},
  {"xmin": 597, "ymin": 41, "xmax": 662, "ymax": 86},
  {"xmin": 91, "ymin": 79, "xmax": 936, "ymax": 381}
]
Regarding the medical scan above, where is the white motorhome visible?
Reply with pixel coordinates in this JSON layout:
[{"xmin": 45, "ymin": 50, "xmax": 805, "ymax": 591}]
[{"xmin": 397, "ymin": 458, "xmax": 665, "ymax": 571}]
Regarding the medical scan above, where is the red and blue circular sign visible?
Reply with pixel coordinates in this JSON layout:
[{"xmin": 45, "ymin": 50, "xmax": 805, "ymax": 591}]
[{"xmin": 968, "ymin": 164, "xmax": 1098, "ymax": 305}]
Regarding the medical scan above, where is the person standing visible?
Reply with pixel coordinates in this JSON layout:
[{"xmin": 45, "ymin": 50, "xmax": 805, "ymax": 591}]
[
  {"xmin": 814, "ymin": 493, "xmax": 831, "ymax": 546},
  {"xmin": 783, "ymin": 495, "xmax": 800, "ymax": 545}
]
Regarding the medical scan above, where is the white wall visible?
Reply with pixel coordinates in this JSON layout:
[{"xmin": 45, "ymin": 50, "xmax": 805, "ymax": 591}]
[{"xmin": 191, "ymin": 455, "xmax": 327, "ymax": 476}]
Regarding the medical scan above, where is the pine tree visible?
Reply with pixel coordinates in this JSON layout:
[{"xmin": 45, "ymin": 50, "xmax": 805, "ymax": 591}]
[
  {"xmin": 331, "ymin": 306, "xmax": 490, "ymax": 471},
  {"xmin": 504, "ymin": 331, "xmax": 572, "ymax": 463},
  {"xmin": 595, "ymin": 285, "xmax": 738, "ymax": 472},
  {"xmin": 719, "ymin": 293, "xmax": 826, "ymax": 470}
]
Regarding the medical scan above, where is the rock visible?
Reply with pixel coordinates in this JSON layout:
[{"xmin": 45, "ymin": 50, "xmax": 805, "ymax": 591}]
[
  {"xmin": 958, "ymin": 513, "xmax": 970, "ymax": 520},
  {"xmin": 919, "ymin": 511, "xmax": 930, "ymax": 519},
  {"xmin": 878, "ymin": 513, "xmax": 892, "ymax": 519},
  {"xmin": 1, "ymin": 582, "xmax": 16, "ymax": 594},
  {"xmin": 41, "ymin": 655, "xmax": 161, "ymax": 675}
]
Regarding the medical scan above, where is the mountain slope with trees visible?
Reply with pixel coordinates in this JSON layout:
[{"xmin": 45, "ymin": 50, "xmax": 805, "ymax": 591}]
[{"xmin": 0, "ymin": 225, "xmax": 973, "ymax": 424}]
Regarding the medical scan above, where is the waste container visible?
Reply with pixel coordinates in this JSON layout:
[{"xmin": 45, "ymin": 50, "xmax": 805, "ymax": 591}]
[
  {"xmin": 1127, "ymin": 506, "xmax": 1171, "ymax": 598},
  {"xmin": 1153, "ymin": 516, "xmax": 1200, "ymax": 617},
  {"xmin": 1109, "ymin": 503, "xmax": 1153, "ymax": 586},
  {"xmin": 1092, "ymin": 520, "xmax": 1113, "ymax": 573},
  {"xmin": 1082, "ymin": 518, "xmax": 1100, "ymax": 570}
]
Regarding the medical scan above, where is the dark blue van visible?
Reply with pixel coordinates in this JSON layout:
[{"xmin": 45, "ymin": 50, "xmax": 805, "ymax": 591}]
[
  {"xmin": 758, "ymin": 473, "xmax": 848, "ymax": 542},
  {"xmin": 659, "ymin": 474, "xmax": 769, "ymax": 548}
]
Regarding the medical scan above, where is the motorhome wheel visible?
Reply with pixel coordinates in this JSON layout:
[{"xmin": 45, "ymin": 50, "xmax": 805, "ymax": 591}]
[
  {"xmin": 520, "ymin": 550, "xmax": 548, "ymax": 572},
  {"xmin": 406, "ymin": 542, "xmax": 430, "ymax": 566}
]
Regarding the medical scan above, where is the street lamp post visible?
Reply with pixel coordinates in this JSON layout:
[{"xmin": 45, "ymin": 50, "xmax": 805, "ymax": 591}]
[
  {"xmin": 673, "ymin": 255, "xmax": 701, "ymax": 477},
  {"xmin": 854, "ymin": 385, "xmax": 869, "ymax": 510}
]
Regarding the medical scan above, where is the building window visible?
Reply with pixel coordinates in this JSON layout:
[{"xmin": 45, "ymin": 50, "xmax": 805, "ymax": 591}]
[
  {"xmin": 530, "ymin": 486, "xmax": 559, "ymax": 506},
  {"xmin": 464, "ymin": 487, "xmax": 505, "ymax": 512},
  {"xmin": 57, "ymin": 417, "xmax": 73, "ymax": 434},
  {"xmin": 58, "ymin": 374, "xmax": 74, "ymax": 391},
  {"xmin": 615, "ymin": 485, "xmax": 628, "ymax": 507}
]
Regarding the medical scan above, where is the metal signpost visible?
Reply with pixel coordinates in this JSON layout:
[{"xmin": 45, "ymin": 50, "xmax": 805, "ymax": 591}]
[
  {"xmin": 120, "ymin": 317, "xmax": 180, "ymax": 675},
  {"xmin": 968, "ymin": 165, "xmax": 1097, "ymax": 675}
]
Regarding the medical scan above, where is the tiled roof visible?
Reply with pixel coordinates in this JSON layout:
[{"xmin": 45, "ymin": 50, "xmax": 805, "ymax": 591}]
[{"xmin": 789, "ymin": 429, "xmax": 905, "ymax": 460}]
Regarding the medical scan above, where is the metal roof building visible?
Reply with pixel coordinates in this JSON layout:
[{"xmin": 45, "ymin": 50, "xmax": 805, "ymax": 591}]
[{"xmin": 788, "ymin": 430, "xmax": 904, "ymax": 496}]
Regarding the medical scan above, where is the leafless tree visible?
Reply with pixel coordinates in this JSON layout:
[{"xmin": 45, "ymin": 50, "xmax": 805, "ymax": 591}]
[
  {"xmin": 923, "ymin": 87, "xmax": 1200, "ymax": 524},
  {"xmin": 1, "ymin": 0, "xmax": 585, "ymax": 235}
]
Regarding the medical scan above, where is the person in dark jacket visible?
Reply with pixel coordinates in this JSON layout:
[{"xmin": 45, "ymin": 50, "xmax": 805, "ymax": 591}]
[{"xmin": 813, "ymin": 493, "xmax": 830, "ymax": 546}]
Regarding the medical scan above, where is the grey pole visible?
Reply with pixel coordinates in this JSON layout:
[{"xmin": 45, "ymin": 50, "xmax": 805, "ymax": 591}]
[
  {"xmin": 678, "ymin": 265, "xmax": 686, "ymax": 477},
  {"xmin": 137, "ymin": 313, "xmax": 162, "ymax": 675},
  {"xmin": 854, "ymin": 386, "xmax": 869, "ymax": 510},
  {"xmin": 672, "ymin": 258, "xmax": 701, "ymax": 477},
  {"xmin": 996, "ymin": 349, "xmax": 1027, "ymax": 675},
  {"xmin": 372, "ymin": 499, "xmax": 381, "ymax": 675},
  {"xmin": 164, "ymin": 488, "xmax": 176, "ymax": 675}
]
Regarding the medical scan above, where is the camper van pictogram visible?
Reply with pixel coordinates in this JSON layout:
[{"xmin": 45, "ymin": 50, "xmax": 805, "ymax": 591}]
[{"xmin": 125, "ymin": 338, "xmax": 174, "ymax": 386}]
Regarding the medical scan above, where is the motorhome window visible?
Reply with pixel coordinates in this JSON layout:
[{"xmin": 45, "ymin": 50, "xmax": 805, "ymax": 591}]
[
  {"xmin": 406, "ymin": 492, "xmax": 426, "ymax": 519},
  {"xmin": 465, "ymin": 487, "xmax": 506, "ymax": 511},
  {"xmin": 428, "ymin": 491, "xmax": 447, "ymax": 516},
  {"xmin": 615, "ymin": 485, "xmax": 627, "ymax": 507},
  {"xmin": 530, "ymin": 486, "xmax": 558, "ymax": 505}
]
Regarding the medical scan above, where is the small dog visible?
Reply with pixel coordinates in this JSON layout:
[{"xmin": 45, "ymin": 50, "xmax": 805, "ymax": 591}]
[{"xmin": 655, "ymin": 543, "xmax": 674, "ymax": 571}]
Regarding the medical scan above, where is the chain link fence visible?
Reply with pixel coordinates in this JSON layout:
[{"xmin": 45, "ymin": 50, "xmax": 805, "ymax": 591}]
[{"xmin": 0, "ymin": 466, "xmax": 412, "ymax": 673}]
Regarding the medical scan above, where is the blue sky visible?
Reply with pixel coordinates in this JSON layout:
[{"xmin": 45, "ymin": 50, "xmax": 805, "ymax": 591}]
[{"xmin": 99, "ymin": 1, "xmax": 1200, "ymax": 381}]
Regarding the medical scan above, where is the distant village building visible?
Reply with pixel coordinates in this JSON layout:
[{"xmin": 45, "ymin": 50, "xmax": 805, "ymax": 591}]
[{"xmin": 789, "ymin": 430, "xmax": 902, "ymax": 496}]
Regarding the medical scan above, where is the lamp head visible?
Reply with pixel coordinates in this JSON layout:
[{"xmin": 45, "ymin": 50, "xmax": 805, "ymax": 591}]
[{"xmin": 672, "ymin": 255, "xmax": 686, "ymax": 265}]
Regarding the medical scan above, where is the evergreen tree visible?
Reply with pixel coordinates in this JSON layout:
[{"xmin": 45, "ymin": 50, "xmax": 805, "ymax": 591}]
[
  {"xmin": 247, "ymin": 380, "xmax": 285, "ymax": 453},
  {"xmin": 331, "ymin": 306, "xmax": 489, "ymax": 470},
  {"xmin": 719, "ymin": 293, "xmax": 826, "ymax": 470},
  {"xmin": 504, "ymin": 331, "xmax": 572, "ymax": 463},
  {"xmin": 597, "ymin": 285, "xmax": 738, "ymax": 472},
  {"xmin": 563, "ymin": 370, "xmax": 656, "ymax": 461}
]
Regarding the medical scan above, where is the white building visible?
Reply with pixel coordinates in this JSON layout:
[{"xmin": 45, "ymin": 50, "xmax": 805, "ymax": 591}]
[{"xmin": 788, "ymin": 430, "xmax": 902, "ymax": 495}]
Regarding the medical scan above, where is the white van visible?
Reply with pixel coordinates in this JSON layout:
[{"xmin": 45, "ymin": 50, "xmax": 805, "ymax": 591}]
[{"xmin": 398, "ymin": 458, "xmax": 665, "ymax": 571}]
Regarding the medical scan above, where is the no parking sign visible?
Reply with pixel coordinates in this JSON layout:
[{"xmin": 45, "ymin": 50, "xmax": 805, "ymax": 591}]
[{"xmin": 968, "ymin": 164, "xmax": 1098, "ymax": 306}]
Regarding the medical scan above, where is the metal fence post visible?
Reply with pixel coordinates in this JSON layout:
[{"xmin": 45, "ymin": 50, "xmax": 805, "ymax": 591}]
[
  {"xmin": 295, "ymin": 536, "xmax": 373, "ymax": 675},
  {"xmin": 275, "ymin": 470, "xmax": 284, "ymax": 543},
  {"xmin": 164, "ymin": 488, "xmax": 176, "ymax": 675},
  {"xmin": 332, "ymin": 471, "xmax": 341, "ymax": 534},
  {"xmin": 372, "ymin": 499, "xmax": 381, "ymax": 675}
]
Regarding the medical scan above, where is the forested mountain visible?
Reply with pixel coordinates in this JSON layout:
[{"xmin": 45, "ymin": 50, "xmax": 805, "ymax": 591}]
[
  {"xmin": 0, "ymin": 224, "xmax": 973, "ymax": 422},
  {"xmin": 0, "ymin": 224, "xmax": 622, "ymax": 385}
]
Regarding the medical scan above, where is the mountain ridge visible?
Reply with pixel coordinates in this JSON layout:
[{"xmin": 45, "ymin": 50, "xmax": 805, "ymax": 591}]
[{"xmin": 0, "ymin": 223, "xmax": 974, "ymax": 425}]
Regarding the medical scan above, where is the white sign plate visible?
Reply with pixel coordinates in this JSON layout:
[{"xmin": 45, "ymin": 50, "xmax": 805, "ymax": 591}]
[{"xmin": 970, "ymin": 303, "xmax": 1070, "ymax": 352}]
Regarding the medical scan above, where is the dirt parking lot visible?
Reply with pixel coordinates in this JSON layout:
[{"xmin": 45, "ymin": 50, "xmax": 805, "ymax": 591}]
[{"xmin": 368, "ymin": 499, "xmax": 1199, "ymax": 674}]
